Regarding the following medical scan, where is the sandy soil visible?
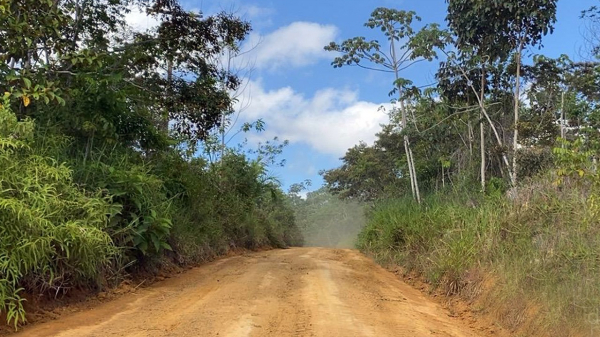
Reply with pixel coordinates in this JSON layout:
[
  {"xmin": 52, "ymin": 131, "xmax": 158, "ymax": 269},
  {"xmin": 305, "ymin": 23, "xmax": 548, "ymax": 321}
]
[{"xmin": 10, "ymin": 248, "xmax": 485, "ymax": 337}]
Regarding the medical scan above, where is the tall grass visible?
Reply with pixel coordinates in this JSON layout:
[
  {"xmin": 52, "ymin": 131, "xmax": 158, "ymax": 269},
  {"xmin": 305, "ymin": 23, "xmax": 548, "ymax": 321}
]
[
  {"xmin": 0, "ymin": 102, "xmax": 117, "ymax": 327},
  {"xmin": 358, "ymin": 178, "xmax": 600, "ymax": 336}
]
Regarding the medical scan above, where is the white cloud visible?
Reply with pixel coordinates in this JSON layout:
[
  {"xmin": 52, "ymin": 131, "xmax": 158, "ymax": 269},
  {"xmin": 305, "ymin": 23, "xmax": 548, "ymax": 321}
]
[
  {"xmin": 237, "ymin": 80, "xmax": 390, "ymax": 157},
  {"xmin": 201, "ymin": 1, "xmax": 274, "ymax": 19},
  {"xmin": 240, "ymin": 5, "xmax": 275, "ymax": 28},
  {"xmin": 124, "ymin": 7, "xmax": 160, "ymax": 31},
  {"xmin": 243, "ymin": 5, "xmax": 275, "ymax": 19},
  {"xmin": 245, "ymin": 22, "xmax": 339, "ymax": 70}
]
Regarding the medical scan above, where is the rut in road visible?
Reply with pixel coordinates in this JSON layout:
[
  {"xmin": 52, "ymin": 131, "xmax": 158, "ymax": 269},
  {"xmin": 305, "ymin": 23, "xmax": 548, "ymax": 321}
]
[{"xmin": 12, "ymin": 248, "xmax": 484, "ymax": 337}]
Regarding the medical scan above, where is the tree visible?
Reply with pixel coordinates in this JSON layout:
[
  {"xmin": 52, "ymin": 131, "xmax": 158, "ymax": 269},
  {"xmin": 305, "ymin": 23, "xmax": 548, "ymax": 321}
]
[
  {"xmin": 324, "ymin": 8, "xmax": 444, "ymax": 204},
  {"xmin": 446, "ymin": 0, "xmax": 557, "ymax": 186},
  {"xmin": 436, "ymin": 49, "xmax": 490, "ymax": 191},
  {"xmin": 580, "ymin": 4, "xmax": 600, "ymax": 60},
  {"xmin": 0, "ymin": 0, "xmax": 251, "ymax": 153},
  {"xmin": 124, "ymin": 5, "xmax": 251, "ymax": 145},
  {"xmin": 0, "ymin": 0, "xmax": 304, "ymax": 327},
  {"xmin": 322, "ymin": 139, "xmax": 403, "ymax": 202}
]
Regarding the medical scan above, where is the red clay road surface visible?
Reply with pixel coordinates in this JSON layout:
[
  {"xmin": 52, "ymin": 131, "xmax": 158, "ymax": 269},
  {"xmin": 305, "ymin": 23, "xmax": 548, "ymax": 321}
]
[{"xmin": 12, "ymin": 248, "xmax": 483, "ymax": 337}]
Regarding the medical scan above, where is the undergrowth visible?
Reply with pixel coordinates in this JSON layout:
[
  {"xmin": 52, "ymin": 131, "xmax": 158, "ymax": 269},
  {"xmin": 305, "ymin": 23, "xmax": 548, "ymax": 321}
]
[
  {"xmin": 0, "ymin": 101, "xmax": 117, "ymax": 327},
  {"xmin": 359, "ymin": 172, "xmax": 600, "ymax": 336},
  {"xmin": 0, "ymin": 98, "xmax": 303, "ymax": 328}
]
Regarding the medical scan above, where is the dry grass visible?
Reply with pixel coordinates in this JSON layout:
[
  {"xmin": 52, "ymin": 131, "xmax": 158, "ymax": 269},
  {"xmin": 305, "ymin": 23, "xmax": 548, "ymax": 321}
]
[{"xmin": 358, "ymin": 175, "xmax": 600, "ymax": 336}]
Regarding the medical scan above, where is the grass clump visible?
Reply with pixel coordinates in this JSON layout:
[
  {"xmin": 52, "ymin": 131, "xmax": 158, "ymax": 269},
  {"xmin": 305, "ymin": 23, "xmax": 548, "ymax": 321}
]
[{"xmin": 358, "ymin": 173, "xmax": 600, "ymax": 335}]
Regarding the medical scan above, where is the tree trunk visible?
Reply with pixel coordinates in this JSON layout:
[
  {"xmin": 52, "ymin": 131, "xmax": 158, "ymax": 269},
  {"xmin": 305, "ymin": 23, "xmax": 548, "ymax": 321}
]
[
  {"xmin": 512, "ymin": 41, "xmax": 524, "ymax": 186},
  {"xmin": 220, "ymin": 48, "xmax": 233, "ymax": 160},
  {"xmin": 468, "ymin": 120, "xmax": 473, "ymax": 159},
  {"xmin": 560, "ymin": 91, "xmax": 565, "ymax": 140},
  {"xmin": 407, "ymin": 139, "xmax": 421, "ymax": 203},
  {"xmin": 390, "ymin": 33, "xmax": 421, "ymax": 204},
  {"xmin": 442, "ymin": 162, "xmax": 445, "ymax": 189},
  {"xmin": 404, "ymin": 138, "xmax": 416, "ymax": 198},
  {"xmin": 480, "ymin": 63, "xmax": 486, "ymax": 193},
  {"xmin": 161, "ymin": 60, "xmax": 173, "ymax": 134},
  {"xmin": 454, "ymin": 58, "xmax": 513, "ymax": 180}
]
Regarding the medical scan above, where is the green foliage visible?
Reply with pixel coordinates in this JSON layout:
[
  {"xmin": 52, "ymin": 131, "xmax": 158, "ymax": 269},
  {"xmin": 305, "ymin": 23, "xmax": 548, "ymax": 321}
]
[
  {"xmin": 325, "ymin": 8, "xmax": 444, "ymax": 76},
  {"xmin": 358, "ymin": 176, "xmax": 600, "ymax": 334},
  {"xmin": 0, "ymin": 0, "xmax": 251, "ymax": 149},
  {"xmin": 553, "ymin": 138, "xmax": 596, "ymax": 185},
  {"xmin": 446, "ymin": 0, "xmax": 558, "ymax": 61},
  {"xmin": 358, "ymin": 195, "xmax": 485, "ymax": 281},
  {"xmin": 74, "ymin": 155, "xmax": 172, "ymax": 256},
  {"xmin": 149, "ymin": 150, "xmax": 302, "ymax": 266},
  {"xmin": 322, "ymin": 140, "xmax": 404, "ymax": 201},
  {"xmin": 0, "ymin": 0, "xmax": 301, "ymax": 329},
  {"xmin": 0, "ymin": 100, "xmax": 116, "ymax": 327},
  {"xmin": 211, "ymin": 152, "xmax": 302, "ymax": 249}
]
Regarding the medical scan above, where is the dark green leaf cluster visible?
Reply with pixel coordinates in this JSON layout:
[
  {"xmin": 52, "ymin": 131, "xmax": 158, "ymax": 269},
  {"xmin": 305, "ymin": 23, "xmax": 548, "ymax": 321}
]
[{"xmin": 446, "ymin": 0, "xmax": 558, "ymax": 60}]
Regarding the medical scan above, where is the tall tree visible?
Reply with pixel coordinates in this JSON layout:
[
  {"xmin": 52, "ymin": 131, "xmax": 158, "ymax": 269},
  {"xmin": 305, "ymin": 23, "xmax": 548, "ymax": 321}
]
[
  {"xmin": 325, "ymin": 8, "xmax": 443, "ymax": 203},
  {"xmin": 0, "ymin": 0, "xmax": 251, "ymax": 152},
  {"xmin": 322, "ymin": 140, "xmax": 402, "ymax": 202},
  {"xmin": 446, "ymin": 0, "xmax": 558, "ymax": 185}
]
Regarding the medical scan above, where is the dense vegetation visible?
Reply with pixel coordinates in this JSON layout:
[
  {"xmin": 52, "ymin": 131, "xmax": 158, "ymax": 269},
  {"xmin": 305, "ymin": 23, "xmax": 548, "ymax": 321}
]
[
  {"xmin": 4, "ymin": 0, "xmax": 600, "ymax": 335},
  {"xmin": 323, "ymin": 1, "xmax": 600, "ymax": 335},
  {"xmin": 0, "ymin": 0, "xmax": 301, "ymax": 328}
]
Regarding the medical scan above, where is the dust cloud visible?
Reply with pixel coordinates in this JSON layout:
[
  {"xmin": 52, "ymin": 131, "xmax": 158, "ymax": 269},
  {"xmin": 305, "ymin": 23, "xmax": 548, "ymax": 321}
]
[{"xmin": 293, "ymin": 188, "xmax": 367, "ymax": 248}]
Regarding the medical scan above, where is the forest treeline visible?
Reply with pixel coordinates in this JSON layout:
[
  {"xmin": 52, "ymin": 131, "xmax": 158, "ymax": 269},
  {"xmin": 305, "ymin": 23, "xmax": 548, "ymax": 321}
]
[
  {"xmin": 0, "ymin": 0, "xmax": 302, "ymax": 327},
  {"xmin": 321, "ymin": 2, "xmax": 600, "ymax": 336}
]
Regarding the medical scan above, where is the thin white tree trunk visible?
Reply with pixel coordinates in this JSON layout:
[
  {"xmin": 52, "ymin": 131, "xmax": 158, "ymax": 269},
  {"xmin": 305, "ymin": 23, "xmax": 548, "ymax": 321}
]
[
  {"xmin": 407, "ymin": 140, "xmax": 421, "ymax": 203},
  {"xmin": 454, "ymin": 59, "xmax": 513, "ymax": 181},
  {"xmin": 560, "ymin": 91, "xmax": 565, "ymax": 140},
  {"xmin": 480, "ymin": 117, "xmax": 485, "ymax": 192},
  {"xmin": 404, "ymin": 138, "xmax": 416, "ymax": 197},
  {"xmin": 442, "ymin": 162, "xmax": 445, "ymax": 189},
  {"xmin": 512, "ymin": 41, "xmax": 524, "ymax": 186},
  {"xmin": 468, "ymin": 120, "xmax": 473, "ymax": 159},
  {"xmin": 390, "ymin": 31, "xmax": 421, "ymax": 203},
  {"xmin": 480, "ymin": 64, "xmax": 486, "ymax": 193}
]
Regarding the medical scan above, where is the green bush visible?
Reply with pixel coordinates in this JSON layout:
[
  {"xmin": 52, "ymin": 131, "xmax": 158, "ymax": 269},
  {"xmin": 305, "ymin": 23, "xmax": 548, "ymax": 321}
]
[
  {"xmin": 74, "ymin": 155, "xmax": 173, "ymax": 257},
  {"xmin": 152, "ymin": 151, "xmax": 303, "ymax": 263},
  {"xmin": 0, "ymin": 97, "xmax": 303, "ymax": 328},
  {"xmin": 0, "ymin": 100, "xmax": 117, "ymax": 327}
]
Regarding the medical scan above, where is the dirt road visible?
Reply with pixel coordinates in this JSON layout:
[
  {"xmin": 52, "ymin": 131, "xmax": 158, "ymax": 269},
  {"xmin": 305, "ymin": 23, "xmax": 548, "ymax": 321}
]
[{"xmin": 13, "ymin": 248, "xmax": 483, "ymax": 337}]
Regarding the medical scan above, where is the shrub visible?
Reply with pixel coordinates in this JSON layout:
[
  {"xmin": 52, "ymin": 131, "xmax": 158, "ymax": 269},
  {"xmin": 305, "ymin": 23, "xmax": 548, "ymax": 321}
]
[
  {"xmin": 74, "ymin": 156, "xmax": 172, "ymax": 257},
  {"xmin": 0, "ymin": 99, "xmax": 116, "ymax": 327}
]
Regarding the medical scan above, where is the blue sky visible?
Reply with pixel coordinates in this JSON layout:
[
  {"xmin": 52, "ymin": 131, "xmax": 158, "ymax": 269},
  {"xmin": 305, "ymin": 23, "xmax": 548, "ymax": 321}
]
[{"xmin": 129, "ymin": 0, "xmax": 598, "ymax": 194}]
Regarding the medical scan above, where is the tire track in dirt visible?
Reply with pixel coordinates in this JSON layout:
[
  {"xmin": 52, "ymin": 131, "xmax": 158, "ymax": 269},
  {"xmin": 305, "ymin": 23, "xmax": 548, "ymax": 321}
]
[{"xmin": 9, "ymin": 248, "xmax": 485, "ymax": 337}]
